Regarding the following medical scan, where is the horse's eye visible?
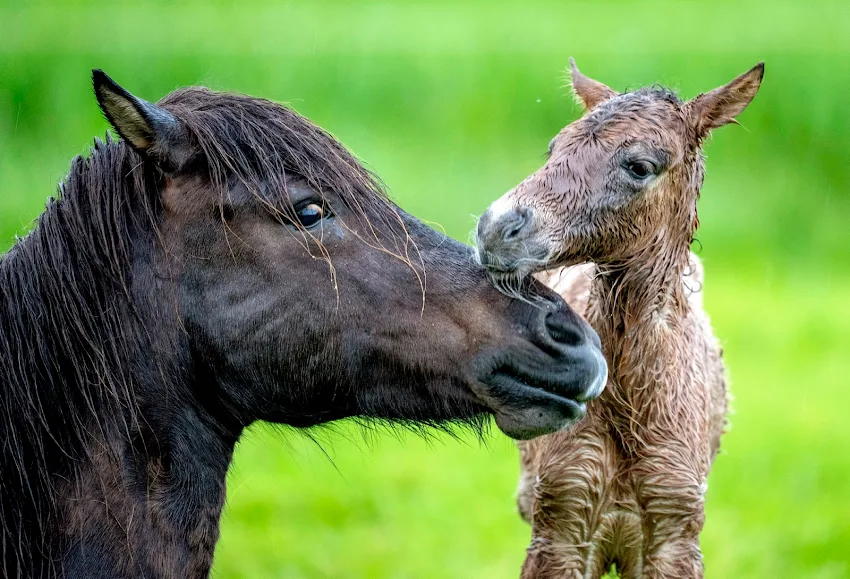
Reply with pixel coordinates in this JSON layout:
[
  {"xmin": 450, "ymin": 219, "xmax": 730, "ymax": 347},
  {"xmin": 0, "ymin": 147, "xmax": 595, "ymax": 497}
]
[
  {"xmin": 548, "ymin": 137, "xmax": 557, "ymax": 156},
  {"xmin": 296, "ymin": 203, "xmax": 325, "ymax": 228},
  {"xmin": 624, "ymin": 160, "xmax": 656, "ymax": 180}
]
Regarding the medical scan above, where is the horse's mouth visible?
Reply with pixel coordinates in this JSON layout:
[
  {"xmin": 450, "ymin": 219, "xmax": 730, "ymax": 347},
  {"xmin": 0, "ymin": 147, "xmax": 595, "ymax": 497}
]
[
  {"xmin": 470, "ymin": 344, "xmax": 607, "ymax": 439},
  {"xmin": 467, "ymin": 278, "xmax": 608, "ymax": 440},
  {"xmin": 477, "ymin": 239, "xmax": 553, "ymax": 285},
  {"xmin": 479, "ymin": 372, "xmax": 589, "ymax": 440}
]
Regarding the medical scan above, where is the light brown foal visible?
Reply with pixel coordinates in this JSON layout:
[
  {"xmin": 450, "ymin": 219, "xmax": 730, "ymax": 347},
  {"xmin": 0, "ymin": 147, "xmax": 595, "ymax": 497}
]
[{"xmin": 476, "ymin": 60, "xmax": 764, "ymax": 578}]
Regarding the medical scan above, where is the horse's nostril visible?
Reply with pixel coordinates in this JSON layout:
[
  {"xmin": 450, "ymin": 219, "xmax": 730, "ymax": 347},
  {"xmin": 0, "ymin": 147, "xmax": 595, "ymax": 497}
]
[
  {"xmin": 544, "ymin": 311, "xmax": 585, "ymax": 347},
  {"xmin": 502, "ymin": 208, "xmax": 529, "ymax": 242}
]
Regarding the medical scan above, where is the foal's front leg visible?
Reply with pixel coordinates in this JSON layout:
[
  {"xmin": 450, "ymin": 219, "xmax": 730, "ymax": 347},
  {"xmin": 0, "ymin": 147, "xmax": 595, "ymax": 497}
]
[
  {"xmin": 635, "ymin": 451, "xmax": 709, "ymax": 579},
  {"xmin": 520, "ymin": 427, "xmax": 617, "ymax": 579}
]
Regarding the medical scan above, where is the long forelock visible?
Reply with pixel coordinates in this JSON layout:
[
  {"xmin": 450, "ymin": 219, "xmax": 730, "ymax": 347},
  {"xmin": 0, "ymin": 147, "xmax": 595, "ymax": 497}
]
[
  {"xmin": 158, "ymin": 88, "xmax": 424, "ymax": 291},
  {"xmin": 159, "ymin": 89, "xmax": 387, "ymax": 221},
  {"xmin": 582, "ymin": 85, "xmax": 685, "ymax": 138}
]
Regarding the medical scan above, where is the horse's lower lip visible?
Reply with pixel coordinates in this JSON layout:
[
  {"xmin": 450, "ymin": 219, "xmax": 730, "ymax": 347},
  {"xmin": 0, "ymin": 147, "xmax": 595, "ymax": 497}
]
[{"xmin": 477, "ymin": 372, "xmax": 588, "ymax": 440}]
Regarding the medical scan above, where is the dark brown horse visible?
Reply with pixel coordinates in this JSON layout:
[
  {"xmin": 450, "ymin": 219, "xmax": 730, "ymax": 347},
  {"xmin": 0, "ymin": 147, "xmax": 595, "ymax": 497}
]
[{"xmin": 0, "ymin": 72, "xmax": 606, "ymax": 578}]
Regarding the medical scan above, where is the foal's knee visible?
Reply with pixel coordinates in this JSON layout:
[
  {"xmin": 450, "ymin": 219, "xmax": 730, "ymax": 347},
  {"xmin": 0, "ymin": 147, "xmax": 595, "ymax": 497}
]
[{"xmin": 644, "ymin": 540, "xmax": 704, "ymax": 579}]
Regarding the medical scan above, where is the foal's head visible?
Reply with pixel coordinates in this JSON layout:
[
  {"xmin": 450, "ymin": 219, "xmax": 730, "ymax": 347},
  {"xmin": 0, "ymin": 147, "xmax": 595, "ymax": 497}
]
[
  {"xmin": 476, "ymin": 60, "xmax": 763, "ymax": 277},
  {"xmin": 89, "ymin": 72, "xmax": 606, "ymax": 440}
]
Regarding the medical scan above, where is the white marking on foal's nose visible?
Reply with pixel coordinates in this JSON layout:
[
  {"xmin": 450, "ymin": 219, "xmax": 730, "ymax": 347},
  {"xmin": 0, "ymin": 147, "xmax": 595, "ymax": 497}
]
[{"xmin": 485, "ymin": 194, "xmax": 518, "ymax": 227}]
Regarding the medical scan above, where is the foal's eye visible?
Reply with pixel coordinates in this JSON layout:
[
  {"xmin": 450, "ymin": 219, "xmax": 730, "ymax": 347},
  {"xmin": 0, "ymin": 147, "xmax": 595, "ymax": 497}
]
[
  {"xmin": 296, "ymin": 203, "xmax": 325, "ymax": 228},
  {"xmin": 547, "ymin": 137, "xmax": 557, "ymax": 156},
  {"xmin": 624, "ymin": 160, "xmax": 656, "ymax": 180}
]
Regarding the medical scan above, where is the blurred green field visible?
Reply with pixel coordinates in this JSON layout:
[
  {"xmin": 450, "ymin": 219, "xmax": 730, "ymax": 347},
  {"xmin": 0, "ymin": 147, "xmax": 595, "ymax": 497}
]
[{"xmin": 2, "ymin": 1, "xmax": 849, "ymax": 577}]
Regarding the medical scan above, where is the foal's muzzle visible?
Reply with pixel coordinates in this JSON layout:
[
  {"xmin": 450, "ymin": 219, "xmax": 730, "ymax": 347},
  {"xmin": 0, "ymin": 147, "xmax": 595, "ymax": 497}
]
[
  {"xmin": 472, "ymin": 293, "xmax": 607, "ymax": 440},
  {"xmin": 476, "ymin": 204, "xmax": 550, "ymax": 278}
]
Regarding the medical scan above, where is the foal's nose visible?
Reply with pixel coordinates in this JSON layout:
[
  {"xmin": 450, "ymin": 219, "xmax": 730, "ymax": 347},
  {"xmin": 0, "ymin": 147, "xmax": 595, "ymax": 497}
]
[
  {"xmin": 476, "ymin": 206, "xmax": 533, "ymax": 268},
  {"xmin": 478, "ymin": 207, "xmax": 531, "ymax": 244}
]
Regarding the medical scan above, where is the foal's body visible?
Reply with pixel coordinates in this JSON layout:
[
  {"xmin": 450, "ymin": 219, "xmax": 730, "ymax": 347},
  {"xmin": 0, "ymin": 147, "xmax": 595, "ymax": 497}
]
[
  {"xmin": 476, "ymin": 60, "xmax": 763, "ymax": 577},
  {"xmin": 518, "ymin": 254, "xmax": 727, "ymax": 577}
]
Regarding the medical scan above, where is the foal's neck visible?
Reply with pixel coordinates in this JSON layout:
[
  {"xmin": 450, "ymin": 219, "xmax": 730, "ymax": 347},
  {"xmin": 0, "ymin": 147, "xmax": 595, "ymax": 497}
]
[
  {"xmin": 585, "ymin": 232, "xmax": 697, "ymax": 443},
  {"xmin": 591, "ymin": 238, "xmax": 691, "ymax": 337},
  {"xmin": 586, "ymin": 223, "xmax": 697, "ymax": 396}
]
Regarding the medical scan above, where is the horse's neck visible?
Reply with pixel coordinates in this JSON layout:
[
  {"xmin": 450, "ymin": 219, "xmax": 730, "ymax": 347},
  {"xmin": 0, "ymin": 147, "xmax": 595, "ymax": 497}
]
[
  {"xmin": 60, "ymin": 404, "xmax": 236, "ymax": 579},
  {"xmin": 0, "ymin": 215, "xmax": 236, "ymax": 579},
  {"xmin": 49, "ymin": 277, "xmax": 238, "ymax": 576},
  {"xmin": 50, "ymin": 325, "xmax": 237, "ymax": 578}
]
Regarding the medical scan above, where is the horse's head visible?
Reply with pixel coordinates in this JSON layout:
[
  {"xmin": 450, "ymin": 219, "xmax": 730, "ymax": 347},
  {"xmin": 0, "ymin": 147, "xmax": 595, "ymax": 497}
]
[
  {"xmin": 93, "ymin": 71, "xmax": 606, "ymax": 440},
  {"xmin": 476, "ymin": 60, "xmax": 763, "ymax": 276}
]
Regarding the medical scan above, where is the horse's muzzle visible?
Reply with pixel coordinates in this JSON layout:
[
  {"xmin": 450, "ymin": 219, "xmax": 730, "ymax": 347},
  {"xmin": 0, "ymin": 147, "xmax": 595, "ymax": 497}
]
[{"xmin": 471, "ymin": 296, "xmax": 607, "ymax": 440}]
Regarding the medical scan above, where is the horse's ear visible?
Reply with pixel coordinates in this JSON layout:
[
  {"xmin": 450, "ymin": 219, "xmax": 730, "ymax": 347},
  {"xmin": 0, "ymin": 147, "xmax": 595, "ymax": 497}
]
[
  {"xmin": 92, "ymin": 70, "xmax": 188, "ymax": 170},
  {"xmin": 569, "ymin": 58, "xmax": 618, "ymax": 111},
  {"xmin": 685, "ymin": 62, "xmax": 764, "ymax": 139}
]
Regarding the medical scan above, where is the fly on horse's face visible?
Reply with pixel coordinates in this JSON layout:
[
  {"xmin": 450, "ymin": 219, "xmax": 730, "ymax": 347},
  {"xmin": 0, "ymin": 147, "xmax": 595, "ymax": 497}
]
[
  {"xmin": 476, "ymin": 59, "xmax": 764, "ymax": 279},
  {"xmin": 93, "ymin": 71, "xmax": 607, "ymax": 440}
]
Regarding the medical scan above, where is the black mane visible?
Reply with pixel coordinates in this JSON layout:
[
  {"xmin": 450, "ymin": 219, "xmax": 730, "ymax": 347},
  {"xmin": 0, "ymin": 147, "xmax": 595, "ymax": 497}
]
[
  {"xmin": 0, "ymin": 139, "xmax": 158, "ymax": 573},
  {"xmin": 158, "ymin": 87, "xmax": 388, "ymax": 217}
]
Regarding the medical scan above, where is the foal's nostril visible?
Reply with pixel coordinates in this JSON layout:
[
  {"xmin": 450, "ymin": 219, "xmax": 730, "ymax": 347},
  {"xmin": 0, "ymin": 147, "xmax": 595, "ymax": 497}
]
[{"xmin": 502, "ymin": 208, "xmax": 530, "ymax": 242}]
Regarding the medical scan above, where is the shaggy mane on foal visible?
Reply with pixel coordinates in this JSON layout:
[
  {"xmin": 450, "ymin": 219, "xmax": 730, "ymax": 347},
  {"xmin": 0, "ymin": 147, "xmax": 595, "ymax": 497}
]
[{"xmin": 476, "ymin": 60, "xmax": 764, "ymax": 578}]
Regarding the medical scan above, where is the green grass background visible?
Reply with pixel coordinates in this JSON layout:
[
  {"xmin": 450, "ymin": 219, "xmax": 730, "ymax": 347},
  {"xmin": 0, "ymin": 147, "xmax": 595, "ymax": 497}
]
[{"xmin": 2, "ymin": 1, "xmax": 848, "ymax": 577}]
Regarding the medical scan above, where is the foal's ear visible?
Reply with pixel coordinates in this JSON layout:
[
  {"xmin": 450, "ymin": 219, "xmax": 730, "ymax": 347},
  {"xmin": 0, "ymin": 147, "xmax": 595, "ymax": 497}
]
[
  {"xmin": 686, "ymin": 62, "xmax": 764, "ymax": 139},
  {"xmin": 569, "ymin": 58, "xmax": 618, "ymax": 111},
  {"xmin": 92, "ymin": 70, "xmax": 189, "ymax": 170}
]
